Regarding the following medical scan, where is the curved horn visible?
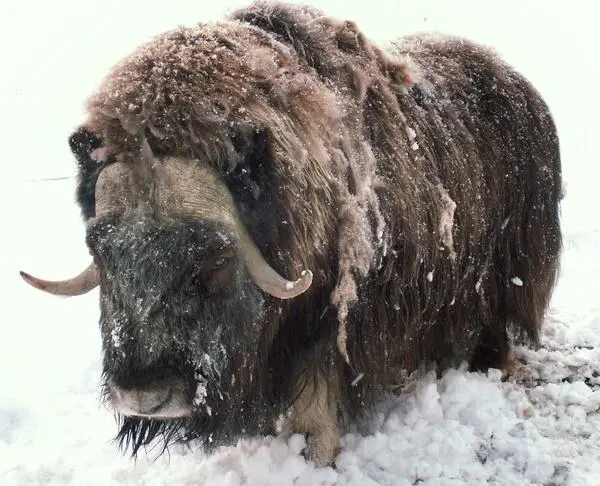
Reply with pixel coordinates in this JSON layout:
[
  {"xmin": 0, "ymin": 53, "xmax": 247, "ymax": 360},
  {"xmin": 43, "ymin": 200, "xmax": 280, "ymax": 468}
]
[
  {"xmin": 20, "ymin": 262, "xmax": 100, "ymax": 296},
  {"xmin": 238, "ymin": 225, "xmax": 313, "ymax": 299},
  {"xmin": 158, "ymin": 155, "xmax": 314, "ymax": 300}
]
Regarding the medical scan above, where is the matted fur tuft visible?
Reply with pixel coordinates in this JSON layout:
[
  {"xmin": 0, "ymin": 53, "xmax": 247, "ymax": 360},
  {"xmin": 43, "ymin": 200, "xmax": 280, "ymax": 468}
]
[{"xmin": 79, "ymin": 1, "xmax": 562, "ymax": 465}]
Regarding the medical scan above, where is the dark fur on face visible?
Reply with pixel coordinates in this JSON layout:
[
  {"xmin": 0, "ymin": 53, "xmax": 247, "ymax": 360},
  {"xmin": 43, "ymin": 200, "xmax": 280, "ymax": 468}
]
[
  {"xmin": 70, "ymin": 1, "xmax": 562, "ymax": 465},
  {"xmin": 69, "ymin": 127, "xmax": 111, "ymax": 219},
  {"xmin": 88, "ymin": 216, "xmax": 270, "ymax": 447}
]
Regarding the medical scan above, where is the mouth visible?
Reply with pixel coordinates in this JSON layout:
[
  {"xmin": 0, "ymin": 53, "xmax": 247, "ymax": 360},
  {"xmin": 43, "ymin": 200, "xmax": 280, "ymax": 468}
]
[{"xmin": 108, "ymin": 375, "xmax": 193, "ymax": 420}]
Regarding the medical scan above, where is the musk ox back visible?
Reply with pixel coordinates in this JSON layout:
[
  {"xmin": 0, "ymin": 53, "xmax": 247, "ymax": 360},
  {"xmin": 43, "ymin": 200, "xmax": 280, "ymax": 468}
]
[{"xmin": 21, "ymin": 1, "xmax": 562, "ymax": 466}]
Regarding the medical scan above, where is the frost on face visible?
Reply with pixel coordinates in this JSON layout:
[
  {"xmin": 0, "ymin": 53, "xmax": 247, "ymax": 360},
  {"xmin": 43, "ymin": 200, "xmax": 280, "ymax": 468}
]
[
  {"xmin": 108, "ymin": 316, "xmax": 127, "ymax": 357},
  {"xmin": 193, "ymin": 359, "xmax": 215, "ymax": 417},
  {"xmin": 111, "ymin": 327, "xmax": 122, "ymax": 348},
  {"xmin": 190, "ymin": 334, "xmax": 229, "ymax": 413}
]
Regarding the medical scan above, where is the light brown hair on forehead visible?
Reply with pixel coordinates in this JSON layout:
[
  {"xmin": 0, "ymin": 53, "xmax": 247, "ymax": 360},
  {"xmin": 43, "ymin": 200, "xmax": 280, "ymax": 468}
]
[
  {"xmin": 94, "ymin": 162, "xmax": 138, "ymax": 219},
  {"xmin": 153, "ymin": 157, "xmax": 236, "ymax": 227},
  {"xmin": 93, "ymin": 153, "xmax": 237, "ymax": 227}
]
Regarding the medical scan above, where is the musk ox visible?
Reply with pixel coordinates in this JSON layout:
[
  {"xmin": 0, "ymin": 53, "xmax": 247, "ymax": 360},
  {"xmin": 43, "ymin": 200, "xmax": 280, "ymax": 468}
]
[{"xmin": 21, "ymin": 1, "xmax": 562, "ymax": 466}]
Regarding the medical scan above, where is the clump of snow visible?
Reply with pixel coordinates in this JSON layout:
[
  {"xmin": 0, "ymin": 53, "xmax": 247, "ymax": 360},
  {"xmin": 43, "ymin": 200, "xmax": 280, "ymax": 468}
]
[
  {"xmin": 110, "ymin": 327, "xmax": 122, "ymax": 348},
  {"xmin": 511, "ymin": 277, "xmax": 524, "ymax": 286},
  {"xmin": 437, "ymin": 183, "xmax": 457, "ymax": 262},
  {"xmin": 194, "ymin": 382, "xmax": 208, "ymax": 407}
]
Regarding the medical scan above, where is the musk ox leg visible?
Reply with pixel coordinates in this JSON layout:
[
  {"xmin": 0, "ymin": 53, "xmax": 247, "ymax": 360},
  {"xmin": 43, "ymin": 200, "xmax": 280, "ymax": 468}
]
[
  {"xmin": 468, "ymin": 256, "xmax": 559, "ymax": 374},
  {"xmin": 469, "ymin": 323, "xmax": 510, "ymax": 373},
  {"xmin": 288, "ymin": 368, "xmax": 341, "ymax": 467},
  {"xmin": 470, "ymin": 211, "xmax": 561, "ymax": 374}
]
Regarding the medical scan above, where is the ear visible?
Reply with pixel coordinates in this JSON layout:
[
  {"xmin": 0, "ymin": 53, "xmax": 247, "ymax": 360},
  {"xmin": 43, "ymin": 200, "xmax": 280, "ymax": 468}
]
[
  {"xmin": 69, "ymin": 126, "xmax": 109, "ymax": 220},
  {"xmin": 69, "ymin": 126, "xmax": 105, "ymax": 166}
]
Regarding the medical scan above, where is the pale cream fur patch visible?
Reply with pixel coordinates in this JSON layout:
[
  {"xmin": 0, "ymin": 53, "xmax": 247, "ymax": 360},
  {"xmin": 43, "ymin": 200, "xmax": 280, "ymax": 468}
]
[{"xmin": 288, "ymin": 371, "xmax": 341, "ymax": 467}]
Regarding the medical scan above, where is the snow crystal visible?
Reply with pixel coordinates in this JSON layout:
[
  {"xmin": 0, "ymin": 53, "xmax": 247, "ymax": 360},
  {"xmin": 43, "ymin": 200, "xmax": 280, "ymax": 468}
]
[{"xmin": 351, "ymin": 373, "xmax": 365, "ymax": 387}]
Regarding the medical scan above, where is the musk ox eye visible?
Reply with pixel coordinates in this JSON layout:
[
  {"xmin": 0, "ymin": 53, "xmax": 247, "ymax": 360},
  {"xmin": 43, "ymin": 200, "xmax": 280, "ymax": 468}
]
[
  {"xmin": 213, "ymin": 258, "xmax": 227, "ymax": 269},
  {"xmin": 211, "ymin": 256, "xmax": 230, "ymax": 270}
]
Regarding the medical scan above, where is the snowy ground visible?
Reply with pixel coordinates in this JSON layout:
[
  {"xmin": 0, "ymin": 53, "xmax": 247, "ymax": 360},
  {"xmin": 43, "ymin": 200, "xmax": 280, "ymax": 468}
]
[{"xmin": 1, "ymin": 1, "xmax": 599, "ymax": 485}]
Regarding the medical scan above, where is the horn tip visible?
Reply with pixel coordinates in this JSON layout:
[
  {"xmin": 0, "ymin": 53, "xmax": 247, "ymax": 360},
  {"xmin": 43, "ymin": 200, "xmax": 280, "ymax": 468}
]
[
  {"xmin": 300, "ymin": 269, "xmax": 313, "ymax": 283},
  {"xmin": 294, "ymin": 269, "xmax": 313, "ymax": 294},
  {"xmin": 20, "ymin": 270, "xmax": 45, "ymax": 290}
]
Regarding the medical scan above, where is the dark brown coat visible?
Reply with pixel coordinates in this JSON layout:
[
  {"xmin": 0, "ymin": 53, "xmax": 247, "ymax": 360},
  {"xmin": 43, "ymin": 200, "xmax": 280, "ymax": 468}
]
[{"xmin": 40, "ymin": 2, "xmax": 562, "ymax": 466}]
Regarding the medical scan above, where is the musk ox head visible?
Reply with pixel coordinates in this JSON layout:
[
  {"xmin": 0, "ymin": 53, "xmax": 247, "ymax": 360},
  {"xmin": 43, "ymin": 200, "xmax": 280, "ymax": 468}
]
[
  {"xmin": 22, "ymin": 128, "xmax": 314, "ymax": 447},
  {"xmin": 21, "ymin": 1, "xmax": 414, "ymax": 457},
  {"xmin": 19, "ymin": 16, "xmax": 340, "ymax": 451}
]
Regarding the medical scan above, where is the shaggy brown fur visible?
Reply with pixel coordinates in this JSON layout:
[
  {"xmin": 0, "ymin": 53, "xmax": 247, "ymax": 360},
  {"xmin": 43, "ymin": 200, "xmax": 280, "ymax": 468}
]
[{"xmin": 75, "ymin": 1, "xmax": 561, "ymax": 465}]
